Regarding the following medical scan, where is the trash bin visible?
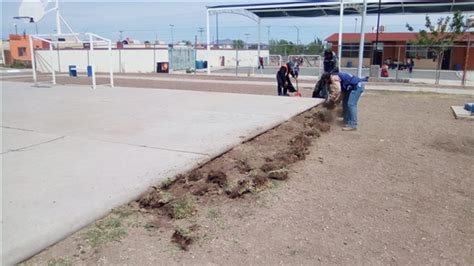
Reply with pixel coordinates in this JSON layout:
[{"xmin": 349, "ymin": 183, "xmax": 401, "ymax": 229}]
[
  {"xmin": 454, "ymin": 64, "xmax": 462, "ymax": 71},
  {"xmin": 195, "ymin": 60, "xmax": 204, "ymax": 69},
  {"xmin": 87, "ymin": 65, "xmax": 93, "ymax": 77},
  {"xmin": 203, "ymin": 61, "xmax": 208, "ymax": 69},
  {"xmin": 68, "ymin": 65, "xmax": 77, "ymax": 77},
  {"xmin": 347, "ymin": 61, "xmax": 353, "ymax": 68},
  {"xmin": 156, "ymin": 62, "xmax": 169, "ymax": 73}
]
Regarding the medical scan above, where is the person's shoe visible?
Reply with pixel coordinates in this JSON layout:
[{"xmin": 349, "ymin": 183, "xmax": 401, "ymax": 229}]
[{"xmin": 342, "ymin": 126, "xmax": 357, "ymax": 131}]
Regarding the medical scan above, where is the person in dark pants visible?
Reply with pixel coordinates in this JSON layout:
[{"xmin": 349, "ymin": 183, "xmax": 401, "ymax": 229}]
[
  {"xmin": 258, "ymin": 56, "xmax": 264, "ymax": 69},
  {"xmin": 321, "ymin": 71, "xmax": 366, "ymax": 131},
  {"xmin": 276, "ymin": 62, "xmax": 297, "ymax": 96}
]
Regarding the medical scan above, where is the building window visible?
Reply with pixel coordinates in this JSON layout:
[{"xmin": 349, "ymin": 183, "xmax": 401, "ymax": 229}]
[
  {"xmin": 341, "ymin": 44, "xmax": 371, "ymax": 58},
  {"xmin": 18, "ymin": 47, "xmax": 27, "ymax": 57},
  {"xmin": 406, "ymin": 44, "xmax": 436, "ymax": 59}
]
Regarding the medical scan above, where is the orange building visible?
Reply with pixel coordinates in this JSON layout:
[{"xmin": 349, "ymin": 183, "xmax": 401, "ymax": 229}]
[
  {"xmin": 325, "ymin": 32, "xmax": 474, "ymax": 70},
  {"xmin": 9, "ymin": 34, "xmax": 49, "ymax": 62}
]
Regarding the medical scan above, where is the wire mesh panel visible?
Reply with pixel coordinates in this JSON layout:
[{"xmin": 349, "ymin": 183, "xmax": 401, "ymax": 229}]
[{"xmin": 169, "ymin": 47, "xmax": 196, "ymax": 71}]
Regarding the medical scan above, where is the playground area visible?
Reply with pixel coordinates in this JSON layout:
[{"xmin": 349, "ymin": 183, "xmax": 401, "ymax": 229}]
[{"xmin": 4, "ymin": 78, "xmax": 470, "ymax": 265}]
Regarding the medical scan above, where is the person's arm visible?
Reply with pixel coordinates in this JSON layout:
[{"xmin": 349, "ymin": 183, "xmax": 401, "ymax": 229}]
[{"xmin": 329, "ymin": 74, "xmax": 342, "ymax": 102}]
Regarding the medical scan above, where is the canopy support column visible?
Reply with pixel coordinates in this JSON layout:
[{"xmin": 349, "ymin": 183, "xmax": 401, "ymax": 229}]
[
  {"xmin": 29, "ymin": 35, "xmax": 37, "ymax": 85},
  {"xmin": 357, "ymin": 0, "xmax": 367, "ymax": 77},
  {"xmin": 206, "ymin": 9, "xmax": 211, "ymax": 74},
  {"xmin": 258, "ymin": 18, "xmax": 261, "ymax": 59},
  {"xmin": 337, "ymin": 0, "xmax": 344, "ymax": 70}
]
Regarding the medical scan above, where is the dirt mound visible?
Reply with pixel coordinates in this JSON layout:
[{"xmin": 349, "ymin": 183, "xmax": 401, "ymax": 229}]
[
  {"xmin": 430, "ymin": 135, "xmax": 474, "ymax": 156},
  {"xmin": 139, "ymin": 187, "xmax": 173, "ymax": 208},
  {"xmin": 206, "ymin": 170, "xmax": 227, "ymax": 188},
  {"xmin": 134, "ymin": 104, "xmax": 333, "ymax": 250}
]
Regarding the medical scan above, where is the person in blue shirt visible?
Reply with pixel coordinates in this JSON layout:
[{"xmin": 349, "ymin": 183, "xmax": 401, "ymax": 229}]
[{"xmin": 321, "ymin": 71, "xmax": 367, "ymax": 131}]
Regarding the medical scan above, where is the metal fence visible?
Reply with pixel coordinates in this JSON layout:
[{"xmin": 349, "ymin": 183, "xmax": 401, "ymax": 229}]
[{"xmin": 213, "ymin": 43, "xmax": 473, "ymax": 86}]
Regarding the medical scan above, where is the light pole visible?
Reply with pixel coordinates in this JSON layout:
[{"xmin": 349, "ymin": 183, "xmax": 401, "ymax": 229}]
[
  {"xmin": 462, "ymin": 16, "xmax": 474, "ymax": 86},
  {"xmin": 119, "ymin": 30, "xmax": 123, "ymax": 41},
  {"xmin": 14, "ymin": 24, "xmax": 18, "ymax": 35},
  {"xmin": 169, "ymin": 24, "xmax": 174, "ymax": 45},
  {"xmin": 294, "ymin": 26, "xmax": 300, "ymax": 45},
  {"xmin": 244, "ymin": 33, "xmax": 250, "ymax": 49},
  {"xmin": 198, "ymin": 27, "xmax": 204, "ymax": 45},
  {"xmin": 355, "ymin": 18, "xmax": 358, "ymax": 32}
]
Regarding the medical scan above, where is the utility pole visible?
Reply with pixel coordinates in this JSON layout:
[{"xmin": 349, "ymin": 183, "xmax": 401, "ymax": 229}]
[
  {"xmin": 294, "ymin": 26, "xmax": 300, "ymax": 45},
  {"xmin": 244, "ymin": 33, "xmax": 250, "ymax": 49},
  {"xmin": 169, "ymin": 24, "xmax": 174, "ymax": 45},
  {"xmin": 119, "ymin": 30, "xmax": 123, "ymax": 41},
  {"xmin": 198, "ymin": 27, "xmax": 204, "ymax": 45},
  {"xmin": 14, "ymin": 24, "xmax": 18, "ymax": 35},
  {"xmin": 267, "ymin": 25, "xmax": 271, "ymax": 44},
  {"xmin": 355, "ymin": 18, "xmax": 358, "ymax": 32}
]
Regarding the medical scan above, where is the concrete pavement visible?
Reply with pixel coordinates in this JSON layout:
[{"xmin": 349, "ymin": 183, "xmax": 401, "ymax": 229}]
[{"xmin": 1, "ymin": 81, "xmax": 323, "ymax": 265}]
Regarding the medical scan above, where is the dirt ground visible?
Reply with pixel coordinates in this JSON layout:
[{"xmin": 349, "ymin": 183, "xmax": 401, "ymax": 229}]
[{"xmin": 22, "ymin": 90, "xmax": 473, "ymax": 265}]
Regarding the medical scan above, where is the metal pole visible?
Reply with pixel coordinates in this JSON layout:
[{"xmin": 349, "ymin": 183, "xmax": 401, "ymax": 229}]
[
  {"xmin": 267, "ymin": 26, "xmax": 271, "ymax": 44},
  {"xmin": 373, "ymin": 0, "xmax": 382, "ymax": 65},
  {"xmin": 14, "ymin": 24, "xmax": 18, "ymax": 35},
  {"xmin": 357, "ymin": 0, "xmax": 367, "ymax": 77},
  {"xmin": 55, "ymin": 0, "xmax": 61, "ymax": 34},
  {"xmin": 50, "ymin": 38, "xmax": 56, "ymax": 84},
  {"xmin": 89, "ymin": 34, "xmax": 96, "ymax": 89},
  {"xmin": 338, "ymin": 0, "xmax": 344, "ymax": 70},
  {"xmin": 396, "ymin": 45, "xmax": 400, "ymax": 80},
  {"xmin": 109, "ymin": 40, "xmax": 114, "ymax": 87},
  {"xmin": 258, "ymin": 18, "xmax": 261, "ymax": 59},
  {"xmin": 462, "ymin": 34, "xmax": 471, "ymax": 86},
  {"xmin": 29, "ymin": 35, "xmax": 37, "ymax": 84},
  {"xmin": 355, "ymin": 18, "xmax": 358, "ymax": 32},
  {"xmin": 216, "ymin": 13, "xmax": 219, "ymax": 47},
  {"xmin": 206, "ymin": 9, "xmax": 211, "ymax": 74},
  {"xmin": 236, "ymin": 47, "xmax": 239, "ymax": 77}
]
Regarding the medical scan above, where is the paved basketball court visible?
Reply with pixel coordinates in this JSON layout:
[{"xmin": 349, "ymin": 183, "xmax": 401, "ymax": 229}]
[{"xmin": 1, "ymin": 81, "xmax": 322, "ymax": 265}]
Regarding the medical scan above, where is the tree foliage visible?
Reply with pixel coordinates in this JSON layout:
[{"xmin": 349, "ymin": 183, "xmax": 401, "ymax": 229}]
[
  {"xmin": 269, "ymin": 38, "xmax": 324, "ymax": 56},
  {"xmin": 233, "ymin": 39, "xmax": 245, "ymax": 49},
  {"xmin": 406, "ymin": 11, "xmax": 466, "ymax": 84}
]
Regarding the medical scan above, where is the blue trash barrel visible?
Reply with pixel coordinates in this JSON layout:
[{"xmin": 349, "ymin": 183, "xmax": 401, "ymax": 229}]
[
  {"xmin": 203, "ymin": 61, "xmax": 208, "ymax": 69},
  {"xmin": 87, "ymin": 65, "xmax": 93, "ymax": 77},
  {"xmin": 454, "ymin": 64, "xmax": 462, "ymax": 71},
  {"xmin": 195, "ymin": 60, "xmax": 204, "ymax": 69},
  {"xmin": 68, "ymin": 65, "xmax": 77, "ymax": 77},
  {"xmin": 347, "ymin": 61, "xmax": 353, "ymax": 68}
]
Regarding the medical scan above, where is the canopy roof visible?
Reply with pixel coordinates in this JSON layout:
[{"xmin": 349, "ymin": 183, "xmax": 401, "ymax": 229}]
[{"xmin": 208, "ymin": 1, "xmax": 474, "ymax": 18}]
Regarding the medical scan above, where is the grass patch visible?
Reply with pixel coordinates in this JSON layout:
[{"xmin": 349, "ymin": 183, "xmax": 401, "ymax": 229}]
[
  {"xmin": 47, "ymin": 258, "xmax": 72, "ymax": 266},
  {"xmin": 167, "ymin": 194, "xmax": 197, "ymax": 219},
  {"xmin": 83, "ymin": 216, "xmax": 127, "ymax": 247},
  {"xmin": 111, "ymin": 206, "xmax": 134, "ymax": 218}
]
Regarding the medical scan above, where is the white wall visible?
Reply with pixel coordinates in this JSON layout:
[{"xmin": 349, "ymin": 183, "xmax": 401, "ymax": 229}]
[{"xmin": 35, "ymin": 48, "xmax": 269, "ymax": 74}]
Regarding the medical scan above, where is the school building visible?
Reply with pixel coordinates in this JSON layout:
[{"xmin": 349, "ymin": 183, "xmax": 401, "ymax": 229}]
[
  {"xmin": 325, "ymin": 32, "xmax": 474, "ymax": 70},
  {"xmin": 7, "ymin": 34, "xmax": 49, "ymax": 64}
]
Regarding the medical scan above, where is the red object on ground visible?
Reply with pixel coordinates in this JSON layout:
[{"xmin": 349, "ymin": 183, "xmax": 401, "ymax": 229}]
[{"xmin": 294, "ymin": 91, "xmax": 302, "ymax": 97}]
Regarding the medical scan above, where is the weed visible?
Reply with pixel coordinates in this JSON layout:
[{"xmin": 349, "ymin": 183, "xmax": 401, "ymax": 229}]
[
  {"xmin": 83, "ymin": 216, "xmax": 127, "ymax": 247},
  {"xmin": 166, "ymin": 194, "xmax": 197, "ymax": 219},
  {"xmin": 111, "ymin": 206, "xmax": 134, "ymax": 218},
  {"xmin": 47, "ymin": 258, "xmax": 72, "ymax": 266},
  {"xmin": 207, "ymin": 208, "xmax": 221, "ymax": 220}
]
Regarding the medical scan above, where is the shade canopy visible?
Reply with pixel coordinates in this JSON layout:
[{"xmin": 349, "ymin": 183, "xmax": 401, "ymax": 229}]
[{"xmin": 208, "ymin": 1, "xmax": 474, "ymax": 18}]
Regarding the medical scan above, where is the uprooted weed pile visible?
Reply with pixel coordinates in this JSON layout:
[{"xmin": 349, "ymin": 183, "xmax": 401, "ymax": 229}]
[{"xmin": 137, "ymin": 106, "xmax": 335, "ymax": 250}]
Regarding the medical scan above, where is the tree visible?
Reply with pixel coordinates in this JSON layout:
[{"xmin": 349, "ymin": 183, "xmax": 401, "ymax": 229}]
[
  {"xmin": 233, "ymin": 39, "xmax": 244, "ymax": 49},
  {"xmin": 406, "ymin": 11, "xmax": 466, "ymax": 84}
]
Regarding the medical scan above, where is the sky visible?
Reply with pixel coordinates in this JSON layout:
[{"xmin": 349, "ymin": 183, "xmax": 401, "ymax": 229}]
[{"xmin": 1, "ymin": 0, "xmax": 472, "ymax": 45}]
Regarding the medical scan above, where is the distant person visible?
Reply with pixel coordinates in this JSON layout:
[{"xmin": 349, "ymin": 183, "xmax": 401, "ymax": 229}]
[
  {"xmin": 292, "ymin": 57, "xmax": 304, "ymax": 78},
  {"xmin": 323, "ymin": 49, "xmax": 338, "ymax": 73},
  {"xmin": 321, "ymin": 71, "xmax": 367, "ymax": 131},
  {"xmin": 407, "ymin": 58, "xmax": 414, "ymax": 74},
  {"xmin": 258, "ymin": 56, "xmax": 264, "ymax": 69},
  {"xmin": 276, "ymin": 61, "xmax": 297, "ymax": 96}
]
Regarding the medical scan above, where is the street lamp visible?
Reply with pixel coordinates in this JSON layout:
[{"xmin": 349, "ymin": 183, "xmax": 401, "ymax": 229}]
[
  {"xmin": 355, "ymin": 18, "xmax": 358, "ymax": 32},
  {"xmin": 169, "ymin": 24, "xmax": 174, "ymax": 45},
  {"xmin": 13, "ymin": 16, "xmax": 38, "ymax": 34},
  {"xmin": 266, "ymin": 25, "xmax": 271, "ymax": 44},
  {"xmin": 14, "ymin": 24, "xmax": 18, "ymax": 35}
]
